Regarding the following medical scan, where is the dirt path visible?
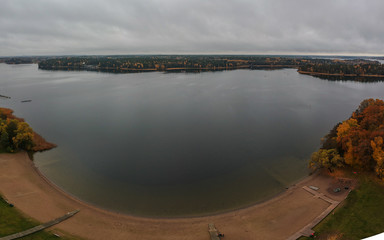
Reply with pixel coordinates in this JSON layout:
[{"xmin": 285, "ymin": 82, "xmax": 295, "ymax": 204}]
[{"xmin": 0, "ymin": 152, "xmax": 350, "ymax": 240}]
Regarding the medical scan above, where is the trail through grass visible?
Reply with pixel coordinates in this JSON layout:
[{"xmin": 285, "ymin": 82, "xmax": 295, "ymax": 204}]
[{"xmin": 0, "ymin": 195, "xmax": 79, "ymax": 240}]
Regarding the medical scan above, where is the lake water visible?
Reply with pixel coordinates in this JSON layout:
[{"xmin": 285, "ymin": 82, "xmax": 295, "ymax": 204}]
[{"xmin": 1, "ymin": 64, "xmax": 384, "ymax": 217}]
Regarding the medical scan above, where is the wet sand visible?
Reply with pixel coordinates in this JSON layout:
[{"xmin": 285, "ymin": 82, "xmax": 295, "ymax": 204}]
[{"xmin": 0, "ymin": 152, "xmax": 350, "ymax": 240}]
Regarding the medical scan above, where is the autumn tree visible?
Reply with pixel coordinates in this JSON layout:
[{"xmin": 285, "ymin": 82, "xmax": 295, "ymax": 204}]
[
  {"xmin": 310, "ymin": 98, "xmax": 384, "ymax": 179},
  {"xmin": 12, "ymin": 121, "xmax": 34, "ymax": 150},
  {"xmin": 321, "ymin": 123, "xmax": 340, "ymax": 150},
  {"xmin": 371, "ymin": 136, "xmax": 384, "ymax": 179},
  {"xmin": 309, "ymin": 149, "xmax": 343, "ymax": 172},
  {"xmin": 0, "ymin": 119, "xmax": 34, "ymax": 152}
]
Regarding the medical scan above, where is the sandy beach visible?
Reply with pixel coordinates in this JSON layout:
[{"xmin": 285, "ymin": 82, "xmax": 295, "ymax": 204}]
[{"xmin": 0, "ymin": 152, "xmax": 351, "ymax": 240}]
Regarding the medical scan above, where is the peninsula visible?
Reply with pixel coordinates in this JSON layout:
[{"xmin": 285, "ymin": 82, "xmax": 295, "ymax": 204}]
[{"xmin": 0, "ymin": 108, "xmax": 56, "ymax": 152}]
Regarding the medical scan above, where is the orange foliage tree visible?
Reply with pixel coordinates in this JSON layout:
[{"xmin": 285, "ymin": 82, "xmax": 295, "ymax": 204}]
[{"xmin": 310, "ymin": 99, "xmax": 384, "ymax": 179}]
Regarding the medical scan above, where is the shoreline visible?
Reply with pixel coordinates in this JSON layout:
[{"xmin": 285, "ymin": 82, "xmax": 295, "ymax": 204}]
[
  {"xmin": 298, "ymin": 70, "xmax": 384, "ymax": 78},
  {"xmin": 38, "ymin": 64, "xmax": 298, "ymax": 73},
  {"xmin": 0, "ymin": 152, "xmax": 351, "ymax": 240},
  {"xmin": 0, "ymin": 107, "xmax": 57, "ymax": 151},
  {"xmin": 33, "ymin": 158, "xmax": 311, "ymax": 220}
]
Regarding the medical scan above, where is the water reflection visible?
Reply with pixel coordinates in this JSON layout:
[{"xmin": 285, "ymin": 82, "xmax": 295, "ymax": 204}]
[{"xmin": 1, "ymin": 64, "xmax": 384, "ymax": 216}]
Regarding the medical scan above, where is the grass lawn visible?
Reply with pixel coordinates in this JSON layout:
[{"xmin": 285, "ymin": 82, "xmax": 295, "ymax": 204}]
[
  {"xmin": 0, "ymin": 195, "xmax": 80, "ymax": 240},
  {"xmin": 301, "ymin": 174, "xmax": 384, "ymax": 240}
]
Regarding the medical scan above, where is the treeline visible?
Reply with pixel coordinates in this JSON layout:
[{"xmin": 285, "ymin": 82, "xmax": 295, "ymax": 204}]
[
  {"xmin": 299, "ymin": 61, "xmax": 384, "ymax": 77},
  {"xmin": 3, "ymin": 57, "xmax": 34, "ymax": 64},
  {"xmin": 0, "ymin": 56, "xmax": 51, "ymax": 64},
  {"xmin": 38, "ymin": 55, "xmax": 384, "ymax": 80},
  {"xmin": 37, "ymin": 55, "xmax": 305, "ymax": 72},
  {"xmin": 310, "ymin": 99, "xmax": 384, "ymax": 179}
]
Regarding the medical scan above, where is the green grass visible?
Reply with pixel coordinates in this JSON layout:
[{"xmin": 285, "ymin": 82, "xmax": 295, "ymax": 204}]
[
  {"xmin": 301, "ymin": 174, "xmax": 384, "ymax": 240},
  {"xmin": 0, "ymin": 195, "xmax": 80, "ymax": 240}
]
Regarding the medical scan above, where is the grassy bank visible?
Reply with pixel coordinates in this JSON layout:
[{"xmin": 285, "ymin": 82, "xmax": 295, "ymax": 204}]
[
  {"xmin": 301, "ymin": 174, "xmax": 384, "ymax": 240},
  {"xmin": 0, "ymin": 195, "xmax": 79, "ymax": 240}
]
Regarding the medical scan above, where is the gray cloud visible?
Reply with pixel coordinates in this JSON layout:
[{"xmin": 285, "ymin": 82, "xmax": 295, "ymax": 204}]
[{"xmin": 1, "ymin": 0, "xmax": 384, "ymax": 56}]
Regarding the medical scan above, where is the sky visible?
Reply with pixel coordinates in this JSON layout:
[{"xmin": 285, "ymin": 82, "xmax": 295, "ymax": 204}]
[{"xmin": 1, "ymin": 0, "xmax": 384, "ymax": 56}]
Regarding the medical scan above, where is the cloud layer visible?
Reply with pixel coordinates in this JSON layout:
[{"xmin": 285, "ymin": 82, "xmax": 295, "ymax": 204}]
[{"xmin": 1, "ymin": 0, "xmax": 384, "ymax": 56}]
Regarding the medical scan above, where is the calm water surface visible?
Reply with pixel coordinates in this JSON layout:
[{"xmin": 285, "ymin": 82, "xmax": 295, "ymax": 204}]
[{"xmin": 1, "ymin": 64, "xmax": 384, "ymax": 217}]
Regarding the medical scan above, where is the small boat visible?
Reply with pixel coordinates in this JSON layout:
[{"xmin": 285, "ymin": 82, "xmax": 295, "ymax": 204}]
[{"xmin": 21, "ymin": 100, "xmax": 32, "ymax": 103}]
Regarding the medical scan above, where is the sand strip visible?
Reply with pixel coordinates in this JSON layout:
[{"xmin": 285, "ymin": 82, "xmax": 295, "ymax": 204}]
[{"xmin": 0, "ymin": 152, "xmax": 350, "ymax": 240}]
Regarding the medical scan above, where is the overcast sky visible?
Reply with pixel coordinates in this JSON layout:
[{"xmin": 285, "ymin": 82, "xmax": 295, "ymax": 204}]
[{"xmin": 1, "ymin": 0, "xmax": 384, "ymax": 56}]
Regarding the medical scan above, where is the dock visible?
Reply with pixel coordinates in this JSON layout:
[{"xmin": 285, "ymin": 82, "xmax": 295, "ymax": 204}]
[
  {"xmin": 208, "ymin": 224, "xmax": 221, "ymax": 240},
  {"xmin": 0, "ymin": 95, "xmax": 11, "ymax": 99}
]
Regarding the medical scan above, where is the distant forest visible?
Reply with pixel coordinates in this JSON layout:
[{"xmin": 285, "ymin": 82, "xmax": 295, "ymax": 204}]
[
  {"xmin": 37, "ymin": 55, "xmax": 303, "ymax": 72},
  {"xmin": 2, "ymin": 55, "xmax": 384, "ymax": 81},
  {"xmin": 298, "ymin": 61, "xmax": 384, "ymax": 77}
]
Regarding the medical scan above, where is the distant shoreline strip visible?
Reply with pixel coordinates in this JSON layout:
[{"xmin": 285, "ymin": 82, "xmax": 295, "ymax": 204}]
[{"xmin": 298, "ymin": 70, "xmax": 384, "ymax": 78}]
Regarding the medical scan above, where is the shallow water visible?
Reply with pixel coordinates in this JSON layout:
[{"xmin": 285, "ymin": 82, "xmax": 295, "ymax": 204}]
[{"xmin": 1, "ymin": 64, "xmax": 383, "ymax": 217}]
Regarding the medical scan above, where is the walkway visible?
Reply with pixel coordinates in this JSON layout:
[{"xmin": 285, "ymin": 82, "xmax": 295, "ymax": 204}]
[
  {"xmin": 287, "ymin": 186, "xmax": 347, "ymax": 240},
  {"xmin": 0, "ymin": 210, "xmax": 79, "ymax": 240}
]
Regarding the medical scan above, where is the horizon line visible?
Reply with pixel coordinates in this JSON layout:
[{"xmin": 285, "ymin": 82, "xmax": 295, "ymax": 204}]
[{"xmin": 1, "ymin": 53, "xmax": 384, "ymax": 58}]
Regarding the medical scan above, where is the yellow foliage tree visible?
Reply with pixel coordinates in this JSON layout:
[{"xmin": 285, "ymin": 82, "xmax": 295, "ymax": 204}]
[
  {"xmin": 343, "ymin": 140, "xmax": 355, "ymax": 166},
  {"xmin": 337, "ymin": 119, "xmax": 360, "ymax": 166},
  {"xmin": 12, "ymin": 121, "xmax": 34, "ymax": 151},
  {"xmin": 371, "ymin": 136, "xmax": 384, "ymax": 179},
  {"xmin": 0, "ymin": 119, "xmax": 34, "ymax": 152},
  {"xmin": 336, "ymin": 119, "xmax": 359, "ymax": 142},
  {"xmin": 309, "ymin": 148, "xmax": 344, "ymax": 172}
]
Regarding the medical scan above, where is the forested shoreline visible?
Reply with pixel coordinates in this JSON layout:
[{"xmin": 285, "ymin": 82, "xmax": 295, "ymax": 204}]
[
  {"xmin": 310, "ymin": 99, "xmax": 384, "ymax": 179},
  {"xmin": 2, "ymin": 55, "xmax": 384, "ymax": 81},
  {"xmin": 36, "ymin": 55, "xmax": 384, "ymax": 81},
  {"xmin": 37, "ymin": 55, "xmax": 304, "ymax": 72}
]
